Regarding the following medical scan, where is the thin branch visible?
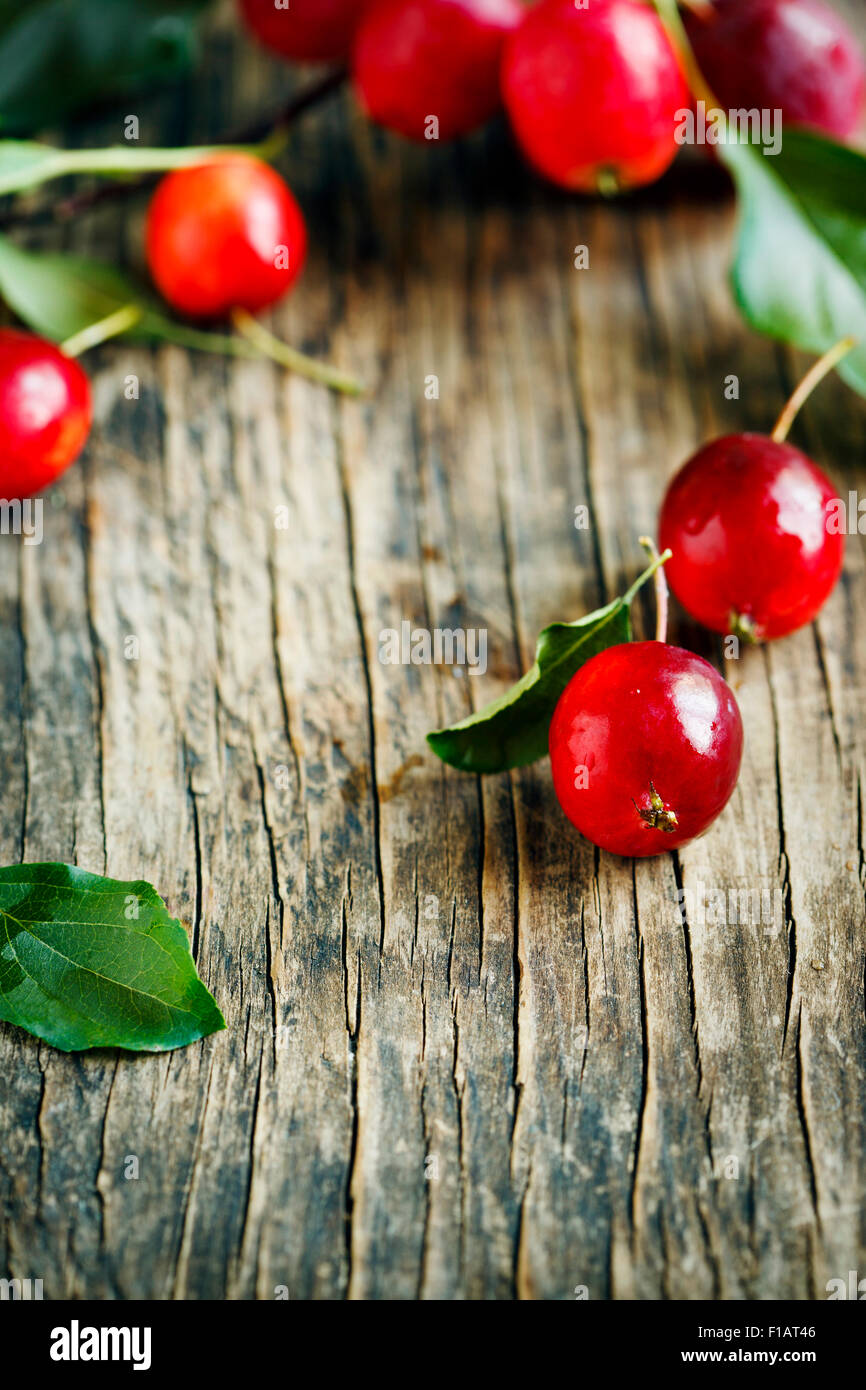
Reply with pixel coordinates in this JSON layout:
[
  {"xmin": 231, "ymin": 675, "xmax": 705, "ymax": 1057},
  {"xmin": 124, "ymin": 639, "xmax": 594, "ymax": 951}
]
[{"xmin": 0, "ymin": 67, "xmax": 347, "ymax": 231}]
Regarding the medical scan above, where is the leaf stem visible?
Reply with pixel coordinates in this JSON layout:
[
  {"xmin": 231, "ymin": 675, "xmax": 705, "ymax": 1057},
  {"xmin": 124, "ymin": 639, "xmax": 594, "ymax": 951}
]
[
  {"xmin": 0, "ymin": 68, "xmax": 347, "ymax": 228},
  {"xmin": 639, "ymin": 537, "xmax": 670, "ymax": 643},
  {"xmin": 231, "ymin": 308, "xmax": 365, "ymax": 396},
  {"xmin": 60, "ymin": 303, "xmax": 143, "ymax": 357},
  {"xmin": 771, "ymin": 337, "xmax": 858, "ymax": 442}
]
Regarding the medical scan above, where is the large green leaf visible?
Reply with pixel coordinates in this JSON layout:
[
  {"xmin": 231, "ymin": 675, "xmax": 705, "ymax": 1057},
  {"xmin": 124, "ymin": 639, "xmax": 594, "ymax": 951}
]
[
  {"xmin": 0, "ymin": 0, "xmax": 211, "ymax": 136},
  {"xmin": 721, "ymin": 124, "xmax": 866, "ymax": 398},
  {"xmin": 650, "ymin": 0, "xmax": 866, "ymax": 395},
  {"xmin": 0, "ymin": 864, "xmax": 225, "ymax": 1052}
]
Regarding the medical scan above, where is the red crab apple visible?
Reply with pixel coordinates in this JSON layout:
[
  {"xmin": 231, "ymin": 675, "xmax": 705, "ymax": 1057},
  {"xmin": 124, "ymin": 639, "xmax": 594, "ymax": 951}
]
[
  {"xmin": 237, "ymin": 0, "xmax": 368, "ymax": 63},
  {"xmin": 685, "ymin": 0, "xmax": 866, "ymax": 143},
  {"xmin": 501, "ymin": 0, "xmax": 690, "ymax": 194},
  {"xmin": 658, "ymin": 342, "xmax": 851, "ymax": 642},
  {"xmin": 549, "ymin": 638, "xmax": 744, "ymax": 858},
  {"xmin": 0, "ymin": 329, "xmax": 92, "ymax": 498},
  {"xmin": 145, "ymin": 154, "xmax": 307, "ymax": 320},
  {"xmin": 659, "ymin": 436, "xmax": 843, "ymax": 642},
  {"xmin": 352, "ymin": 0, "xmax": 523, "ymax": 142}
]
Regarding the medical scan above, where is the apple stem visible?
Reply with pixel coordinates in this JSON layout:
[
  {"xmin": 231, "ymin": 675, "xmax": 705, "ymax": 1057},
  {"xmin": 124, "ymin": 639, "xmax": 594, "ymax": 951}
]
[
  {"xmin": 231, "ymin": 308, "xmax": 365, "ymax": 396},
  {"xmin": 652, "ymin": 0, "xmax": 718, "ymax": 109},
  {"xmin": 595, "ymin": 167, "xmax": 621, "ymax": 199},
  {"xmin": 634, "ymin": 780, "xmax": 679, "ymax": 833},
  {"xmin": 639, "ymin": 536, "xmax": 670, "ymax": 643},
  {"xmin": 771, "ymin": 337, "xmax": 858, "ymax": 442}
]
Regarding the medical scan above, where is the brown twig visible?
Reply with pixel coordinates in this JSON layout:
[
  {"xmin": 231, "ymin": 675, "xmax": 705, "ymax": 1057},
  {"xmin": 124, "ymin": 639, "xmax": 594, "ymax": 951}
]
[{"xmin": 0, "ymin": 66, "xmax": 347, "ymax": 231}]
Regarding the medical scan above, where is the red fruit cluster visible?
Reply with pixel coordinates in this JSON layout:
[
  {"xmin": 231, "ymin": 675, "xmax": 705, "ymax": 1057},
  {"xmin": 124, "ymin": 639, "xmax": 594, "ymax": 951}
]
[
  {"xmin": 229, "ymin": 0, "xmax": 866, "ymax": 209},
  {"xmin": 238, "ymin": 0, "xmax": 866, "ymax": 189},
  {"xmin": 549, "ymin": 374, "xmax": 848, "ymax": 857},
  {"xmin": 237, "ymin": 0, "xmax": 692, "ymax": 185},
  {"xmin": 685, "ymin": 0, "xmax": 866, "ymax": 142}
]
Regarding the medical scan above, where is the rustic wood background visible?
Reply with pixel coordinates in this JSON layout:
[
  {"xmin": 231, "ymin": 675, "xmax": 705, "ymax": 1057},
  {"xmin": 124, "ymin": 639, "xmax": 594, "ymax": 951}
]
[{"xmin": 1, "ymin": 3, "xmax": 864, "ymax": 1301}]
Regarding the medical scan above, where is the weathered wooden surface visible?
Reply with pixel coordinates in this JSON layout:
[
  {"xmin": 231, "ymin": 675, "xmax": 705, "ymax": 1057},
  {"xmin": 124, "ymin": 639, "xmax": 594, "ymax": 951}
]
[{"xmin": 1, "ymin": 8, "xmax": 865, "ymax": 1301}]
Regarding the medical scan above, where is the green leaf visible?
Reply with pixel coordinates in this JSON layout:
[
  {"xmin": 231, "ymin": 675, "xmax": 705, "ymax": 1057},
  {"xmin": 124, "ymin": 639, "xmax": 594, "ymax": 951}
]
[
  {"xmin": 0, "ymin": 238, "xmax": 367, "ymax": 392},
  {"xmin": 0, "ymin": 233, "xmax": 152, "ymax": 340},
  {"xmin": 720, "ymin": 129, "xmax": 866, "ymax": 398},
  {"xmin": 428, "ymin": 552, "xmax": 672, "ymax": 774},
  {"xmin": 428, "ymin": 601, "xmax": 631, "ymax": 774},
  {"xmin": 0, "ymin": 864, "xmax": 225, "ymax": 1052},
  {"xmin": 0, "ymin": 234, "xmax": 257, "ymax": 357},
  {"xmin": 0, "ymin": 0, "xmax": 211, "ymax": 136}
]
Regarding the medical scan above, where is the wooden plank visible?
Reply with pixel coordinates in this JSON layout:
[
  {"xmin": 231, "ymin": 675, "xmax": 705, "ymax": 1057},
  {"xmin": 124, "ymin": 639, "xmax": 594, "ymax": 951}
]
[{"xmin": 0, "ymin": 8, "xmax": 864, "ymax": 1301}]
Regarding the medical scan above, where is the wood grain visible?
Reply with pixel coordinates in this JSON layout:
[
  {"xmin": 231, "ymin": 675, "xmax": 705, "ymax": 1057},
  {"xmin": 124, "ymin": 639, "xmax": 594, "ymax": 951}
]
[{"xmin": 0, "ymin": 8, "xmax": 864, "ymax": 1300}]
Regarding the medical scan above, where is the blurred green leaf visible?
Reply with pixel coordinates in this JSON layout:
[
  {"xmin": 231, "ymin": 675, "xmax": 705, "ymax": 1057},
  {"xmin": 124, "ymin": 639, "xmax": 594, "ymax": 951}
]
[
  {"xmin": 0, "ymin": 233, "xmax": 256, "ymax": 354},
  {"xmin": 0, "ymin": 139, "xmax": 64, "ymax": 192},
  {"xmin": 0, "ymin": 0, "xmax": 212, "ymax": 135},
  {"xmin": 0, "ymin": 233, "xmax": 162, "ymax": 340},
  {"xmin": 721, "ymin": 127, "xmax": 866, "ymax": 398},
  {"xmin": 0, "ymin": 237, "xmax": 364, "ymax": 394}
]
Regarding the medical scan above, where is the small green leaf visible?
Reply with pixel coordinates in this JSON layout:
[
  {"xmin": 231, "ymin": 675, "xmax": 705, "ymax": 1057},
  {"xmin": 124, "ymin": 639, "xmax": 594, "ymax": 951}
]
[
  {"xmin": 0, "ymin": 234, "xmax": 153, "ymax": 341},
  {"xmin": 0, "ymin": 235, "xmax": 256, "ymax": 358},
  {"xmin": 0, "ymin": 864, "xmax": 225, "ymax": 1052},
  {"xmin": 428, "ymin": 600, "xmax": 632, "ymax": 773},
  {"xmin": 0, "ymin": 238, "xmax": 365, "ymax": 392},
  {"xmin": 721, "ymin": 129, "xmax": 866, "ymax": 398},
  {"xmin": 428, "ymin": 553, "xmax": 672, "ymax": 774}
]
